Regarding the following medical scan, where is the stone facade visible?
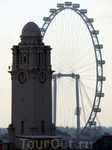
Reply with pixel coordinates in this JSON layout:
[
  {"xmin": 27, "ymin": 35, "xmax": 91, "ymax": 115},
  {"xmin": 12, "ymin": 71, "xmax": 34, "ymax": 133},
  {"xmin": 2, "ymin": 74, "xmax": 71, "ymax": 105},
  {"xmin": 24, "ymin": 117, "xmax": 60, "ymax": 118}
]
[{"xmin": 8, "ymin": 22, "xmax": 55, "ymax": 149}]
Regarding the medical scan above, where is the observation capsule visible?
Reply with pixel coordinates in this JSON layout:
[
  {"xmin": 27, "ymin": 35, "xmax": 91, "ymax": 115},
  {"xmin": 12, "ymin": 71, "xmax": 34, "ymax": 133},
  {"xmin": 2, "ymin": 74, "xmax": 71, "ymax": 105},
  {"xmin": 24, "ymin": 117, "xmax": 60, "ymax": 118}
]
[
  {"xmin": 57, "ymin": 3, "xmax": 64, "ymax": 8},
  {"xmin": 98, "ymin": 76, "xmax": 106, "ymax": 81},
  {"xmin": 95, "ymin": 44, "xmax": 103, "ymax": 49},
  {"xmin": 72, "ymin": 4, "xmax": 80, "ymax": 8},
  {"xmin": 93, "ymin": 108, "xmax": 101, "ymax": 112},
  {"xmin": 43, "ymin": 17, "xmax": 50, "ymax": 21},
  {"xmin": 86, "ymin": 18, "xmax": 94, "ymax": 23},
  {"xmin": 97, "ymin": 60, "xmax": 105, "ymax": 65},
  {"xmin": 65, "ymin": 2, "xmax": 72, "ymax": 6},
  {"xmin": 91, "ymin": 30, "xmax": 99, "ymax": 35},
  {"xmin": 49, "ymin": 9, "xmax": 57, "ymax": 13},
  {"xmin": 40, "ymin": 28, "xmax": 46, "ymax": 32},
  {"xmin": 80, "ymin": 9, "xmax": 87, "ymax": 14},
  {"xmin": 96, "ymin": 92, "xmax": 104, "ymax": 97},
  {"xmin": 89, "ymin": 121, "xmax": 96, "ymax": 126}
]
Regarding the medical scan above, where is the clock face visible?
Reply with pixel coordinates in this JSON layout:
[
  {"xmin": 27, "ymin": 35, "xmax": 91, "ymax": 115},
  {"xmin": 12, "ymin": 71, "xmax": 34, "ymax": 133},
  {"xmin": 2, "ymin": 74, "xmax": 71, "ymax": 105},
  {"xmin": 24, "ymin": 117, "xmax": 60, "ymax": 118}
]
[
  {"xmin": 39, "ymin": 72, "xmax": 47, "ymax": 84},
  {"xmin": 18, "ymin": 72, "xmax": 27, "ymax": 84}
]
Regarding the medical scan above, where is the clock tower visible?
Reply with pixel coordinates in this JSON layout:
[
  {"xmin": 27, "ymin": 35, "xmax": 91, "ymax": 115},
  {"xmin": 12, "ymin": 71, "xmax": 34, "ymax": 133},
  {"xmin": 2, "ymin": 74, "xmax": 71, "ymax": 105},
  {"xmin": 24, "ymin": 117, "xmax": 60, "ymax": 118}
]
[{"xmin": 8, "ymin": 22, "xmax": 55, "ymax": 149}]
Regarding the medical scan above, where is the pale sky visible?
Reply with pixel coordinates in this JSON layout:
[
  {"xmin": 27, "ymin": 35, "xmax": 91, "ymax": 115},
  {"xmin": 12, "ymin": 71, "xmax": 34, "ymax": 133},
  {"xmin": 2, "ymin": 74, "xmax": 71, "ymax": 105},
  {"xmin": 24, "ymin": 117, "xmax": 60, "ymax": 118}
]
[{"xmin": 0, "ymin": 0, "xmax": 112, "ymax": 128}]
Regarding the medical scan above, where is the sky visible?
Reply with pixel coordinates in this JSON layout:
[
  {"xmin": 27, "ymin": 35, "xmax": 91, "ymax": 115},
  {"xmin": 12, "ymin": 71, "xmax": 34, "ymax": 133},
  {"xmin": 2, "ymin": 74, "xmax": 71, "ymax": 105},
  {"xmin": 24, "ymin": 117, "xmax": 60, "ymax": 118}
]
[{"xmin": 0, "ymin": 0, "xmax": 112, "ymax": 128}]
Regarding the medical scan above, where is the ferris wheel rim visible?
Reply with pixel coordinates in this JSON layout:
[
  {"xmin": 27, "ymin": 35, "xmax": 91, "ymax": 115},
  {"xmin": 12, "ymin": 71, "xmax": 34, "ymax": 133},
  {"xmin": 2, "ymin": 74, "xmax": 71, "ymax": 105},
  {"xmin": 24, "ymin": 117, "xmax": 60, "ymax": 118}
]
[{"xmin": 41, "ymin": 3, "xmax": 105, "ymax": 135}]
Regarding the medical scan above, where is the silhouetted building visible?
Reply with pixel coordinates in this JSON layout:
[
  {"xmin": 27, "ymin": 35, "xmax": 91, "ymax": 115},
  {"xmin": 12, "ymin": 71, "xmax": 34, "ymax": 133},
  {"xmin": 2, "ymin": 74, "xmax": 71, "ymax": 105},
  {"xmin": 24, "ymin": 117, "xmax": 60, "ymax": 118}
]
[{"xmin": 7, "ymin": 22, "xmax": 56, "ymax": 149}]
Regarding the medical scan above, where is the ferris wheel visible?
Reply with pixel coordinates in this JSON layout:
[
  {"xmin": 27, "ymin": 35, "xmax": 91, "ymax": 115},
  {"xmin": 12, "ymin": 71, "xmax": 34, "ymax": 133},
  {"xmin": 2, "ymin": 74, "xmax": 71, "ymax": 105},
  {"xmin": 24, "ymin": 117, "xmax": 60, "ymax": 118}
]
[{"xmin": 40, "ymin": 2, "xmax": 106, "ymax": 136}]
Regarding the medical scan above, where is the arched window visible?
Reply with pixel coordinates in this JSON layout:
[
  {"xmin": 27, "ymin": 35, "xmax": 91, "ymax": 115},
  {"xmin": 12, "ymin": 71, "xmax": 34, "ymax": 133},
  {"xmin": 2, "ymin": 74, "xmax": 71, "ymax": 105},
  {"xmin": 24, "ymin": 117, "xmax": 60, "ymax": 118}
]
[
  {"xmin": 38, "ymin": 52, "xmax": 44, "ymax": 66},
  {"xmin": 20, "ymin": 53, "xmax": 22, "ymax": 65},
  {"xmin": 21, "ymin": 121, "xmax": 24, "ymax": 134},
  {"xmin": 23, "ymin": 53, "xmax": 26, "ymax": 65}
]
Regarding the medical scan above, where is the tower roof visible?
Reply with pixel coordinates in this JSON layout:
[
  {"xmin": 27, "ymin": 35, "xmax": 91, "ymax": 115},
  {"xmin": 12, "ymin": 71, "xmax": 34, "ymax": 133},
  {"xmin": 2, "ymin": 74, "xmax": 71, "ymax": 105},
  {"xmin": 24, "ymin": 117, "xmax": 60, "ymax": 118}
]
[{"xmin": 20, "ymin": 22, "xmax": 41, "ymax": 38}]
